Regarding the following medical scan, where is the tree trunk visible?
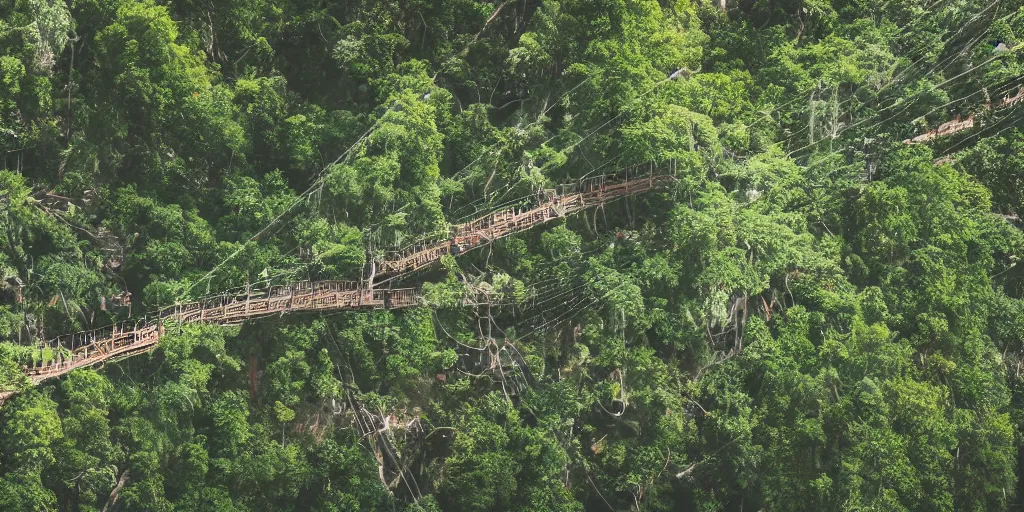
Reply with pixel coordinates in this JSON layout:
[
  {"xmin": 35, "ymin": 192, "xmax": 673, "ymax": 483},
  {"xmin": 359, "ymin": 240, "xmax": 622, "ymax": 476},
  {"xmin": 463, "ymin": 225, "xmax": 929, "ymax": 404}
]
[{"xmin": 102, "ymin": 469, "xmax": 130, "ymax": 512}]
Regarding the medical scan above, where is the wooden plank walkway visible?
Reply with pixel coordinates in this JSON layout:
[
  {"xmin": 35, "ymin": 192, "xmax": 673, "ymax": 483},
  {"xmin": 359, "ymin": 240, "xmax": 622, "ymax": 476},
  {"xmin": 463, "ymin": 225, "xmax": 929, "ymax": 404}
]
[
  {"xmin": 904, "ymin": 87, "xmax": 1023, "ymax": 145},
  {"xmin": 2, "ymin": 162, "xmax": 677, "ymax": 401},
  {"xmin": 377, "ymin": 162, "xmax": 676, "ymax": 277},
  {"xmin": 20, "ymin": 283, "xmax": 420, "ymax": 386}
]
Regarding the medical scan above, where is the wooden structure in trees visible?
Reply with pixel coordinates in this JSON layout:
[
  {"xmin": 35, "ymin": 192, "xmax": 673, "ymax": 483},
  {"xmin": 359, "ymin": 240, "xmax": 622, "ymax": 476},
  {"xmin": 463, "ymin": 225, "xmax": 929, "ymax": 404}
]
[
  {"xmin": 904, "ymin": 87, "xmax": 1024, "ymax": 144},
  {"xmin": 18, "ymin": 282, "xmax": 419, "ymax": 387},
  {"xmin": 904, "ymin": 115, "xmax": 976, "ymax": 144},
  {"xmin": 1, "ymin": 162, "xmax": 676, "ymax": 403},
  {"xmin": 376, "ymin": 161, "xmax": 677, "ymax": 277}
]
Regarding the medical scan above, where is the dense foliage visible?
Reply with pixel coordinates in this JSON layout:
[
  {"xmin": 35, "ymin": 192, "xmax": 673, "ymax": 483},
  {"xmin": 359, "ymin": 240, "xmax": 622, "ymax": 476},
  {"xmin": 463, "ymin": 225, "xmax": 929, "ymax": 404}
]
[{"xmin": 1, "ymin": 0, "xmax": 1023, "ymax": 510}]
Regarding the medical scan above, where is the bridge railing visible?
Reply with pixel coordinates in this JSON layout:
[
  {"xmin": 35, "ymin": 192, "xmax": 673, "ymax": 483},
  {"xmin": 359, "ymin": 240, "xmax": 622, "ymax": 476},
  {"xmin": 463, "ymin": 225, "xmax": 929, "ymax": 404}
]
[
  {"xmin": 377, "ymin": 161, "xmax": 677, "ymax": 276},
  {"xmin": 22, "ymin": 281, "xmax": 421, "ymax": 384},
  {"xmin": 13, "ymin": 161, "xmax": 674, "ymax": 391},
  {"xmin": 904, "ymin": 87, "xmax": 1024, "ymax": 144}
]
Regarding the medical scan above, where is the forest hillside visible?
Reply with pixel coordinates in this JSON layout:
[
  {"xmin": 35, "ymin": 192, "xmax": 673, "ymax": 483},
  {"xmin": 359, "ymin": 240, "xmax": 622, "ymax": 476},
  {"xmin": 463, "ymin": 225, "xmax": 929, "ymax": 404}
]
[{"xmin": 1, "ymin": 0, "xmax": 1024, "ymax": 510}]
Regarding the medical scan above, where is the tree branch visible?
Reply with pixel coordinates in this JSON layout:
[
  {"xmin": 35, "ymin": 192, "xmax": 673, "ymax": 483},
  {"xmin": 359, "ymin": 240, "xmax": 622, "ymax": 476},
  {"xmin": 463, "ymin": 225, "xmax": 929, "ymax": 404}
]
[{"xmin": 102, "ymin": 469, "xmax": 130, "ymax": 512}]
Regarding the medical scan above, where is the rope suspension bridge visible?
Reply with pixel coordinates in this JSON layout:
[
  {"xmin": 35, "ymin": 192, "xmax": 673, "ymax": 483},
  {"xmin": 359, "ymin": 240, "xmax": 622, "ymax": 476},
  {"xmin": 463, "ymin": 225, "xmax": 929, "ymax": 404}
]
[
  {"xmin": 0, "ymin": 162, "xmax": 677, "ymax": 404},
  {"xmin": 11, "ymin": 28, "xmax": 1007, "ymax": 405},
  {"xmin": 904, "ymin": 86, "xmax": 1023, "ymax": 145},
  {"xmin": 376, "ymin": 162, "xmax": 678, "ymax": 278}
]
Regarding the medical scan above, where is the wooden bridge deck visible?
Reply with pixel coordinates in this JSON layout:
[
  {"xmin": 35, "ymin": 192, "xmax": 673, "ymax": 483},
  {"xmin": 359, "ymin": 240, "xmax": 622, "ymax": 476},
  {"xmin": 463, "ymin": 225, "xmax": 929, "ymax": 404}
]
[
  {"xmin": 377, "ymin": 164, "xmax": 676, "ymax": 277},
  {"xmin": 22, "ymin": 283, "xmax": 420, "ymax": 385},
  {"xmin": 904, "ymin": 87, "xmax": 1023, "ymax": 145},
  {"xmin": 6, "ymin": 162, "xmax": 677, "ymax": 398}
]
